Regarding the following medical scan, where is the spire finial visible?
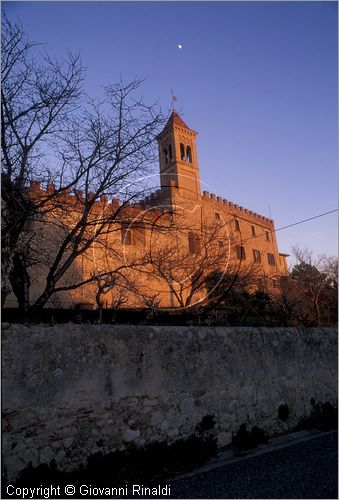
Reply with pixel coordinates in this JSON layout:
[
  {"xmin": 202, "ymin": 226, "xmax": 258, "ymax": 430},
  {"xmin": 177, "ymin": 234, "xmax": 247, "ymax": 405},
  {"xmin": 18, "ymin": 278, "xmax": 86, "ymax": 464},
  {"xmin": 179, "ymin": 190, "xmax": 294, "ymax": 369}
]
[{"xmin": 171, "ymin": 89, "xmax": 177, "ymax": 111}]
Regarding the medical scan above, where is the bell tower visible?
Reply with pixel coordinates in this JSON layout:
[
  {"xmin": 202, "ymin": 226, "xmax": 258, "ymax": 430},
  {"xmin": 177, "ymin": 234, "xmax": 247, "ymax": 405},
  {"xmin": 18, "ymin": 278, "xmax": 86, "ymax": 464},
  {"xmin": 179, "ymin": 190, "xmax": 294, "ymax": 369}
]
[{"xmin": 157, "ymin": 111, "xmax": 201, "ymax": 200}]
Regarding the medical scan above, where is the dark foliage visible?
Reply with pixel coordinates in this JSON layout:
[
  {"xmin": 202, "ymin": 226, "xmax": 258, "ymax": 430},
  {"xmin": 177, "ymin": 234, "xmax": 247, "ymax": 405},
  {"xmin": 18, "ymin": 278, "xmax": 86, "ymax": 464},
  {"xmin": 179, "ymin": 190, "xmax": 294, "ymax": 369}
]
[
  {"xmin": 1, "ymin": 304, "xmax": 280, "ymax": 326},
  {"xmin": 278, "ymin": 404, "xmax": 290, "ymax": 421},
  {"xmin": 2, "ymin": 422, "xmax": 217, "ymax": 498},
  {"xmin": 232, "ymin": 424, "xmax": 268, "ymax": 452},
  {"xmin": 294, "ymin": 401, "xmax": 338, "ymax": 432},
  {"xmin": 196, "ymin": 415, "xmax": 215, "ymax": 435}
]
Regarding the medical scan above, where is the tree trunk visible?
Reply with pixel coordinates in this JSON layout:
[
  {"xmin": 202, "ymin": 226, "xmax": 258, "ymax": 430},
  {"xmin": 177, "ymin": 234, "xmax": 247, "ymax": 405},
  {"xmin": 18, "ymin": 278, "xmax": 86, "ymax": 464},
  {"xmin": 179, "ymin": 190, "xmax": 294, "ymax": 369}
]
[
  {"xmin": 314, "ymin": 299, "xmax": 321, "ymax": 326},
  {"xmin": 31, "ymin": 280, "xmax": 56, "ymax": 310},
  {"xmin": 96, "ymin": 290, "xmax": 104, "ymax": 324},
  {"xmin": 1, "ymin": 244, "xmax": 13, "ymax": 307},
  {"xmin": 2, "ymin": 179, "xmax": 32, "ymax": 309},
  {"xmin": 9, "ymin": 252, "xmax": 30, "ymax": 318}
]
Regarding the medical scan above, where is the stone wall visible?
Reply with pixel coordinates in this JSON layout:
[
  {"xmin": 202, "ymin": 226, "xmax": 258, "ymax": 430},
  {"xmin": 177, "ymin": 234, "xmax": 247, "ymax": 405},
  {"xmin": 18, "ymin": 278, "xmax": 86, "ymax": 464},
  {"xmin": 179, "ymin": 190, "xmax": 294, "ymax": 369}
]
[{"xmin": 2, "ymin": 324, "xmax": 337, "ymax": 482}]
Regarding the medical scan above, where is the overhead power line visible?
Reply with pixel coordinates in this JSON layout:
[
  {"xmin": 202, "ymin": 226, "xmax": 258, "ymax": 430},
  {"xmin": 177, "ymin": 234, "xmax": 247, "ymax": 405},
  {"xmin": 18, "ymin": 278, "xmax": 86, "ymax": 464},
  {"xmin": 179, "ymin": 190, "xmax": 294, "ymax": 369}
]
[
  {"xmin": 274, "ymin": 209, "xmax": 338, "ymax": 234},
  {"xmin": 240, "ymin": 209, "xmax": 338, "ymax": 245}
]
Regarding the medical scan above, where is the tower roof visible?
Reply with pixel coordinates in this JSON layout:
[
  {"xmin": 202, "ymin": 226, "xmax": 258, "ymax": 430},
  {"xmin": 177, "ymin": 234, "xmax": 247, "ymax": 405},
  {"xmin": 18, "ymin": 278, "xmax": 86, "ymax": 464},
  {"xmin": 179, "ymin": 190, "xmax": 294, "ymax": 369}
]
[{"xmin": 161, "ymin": 111, "xmax": 197, "ymax": 134}]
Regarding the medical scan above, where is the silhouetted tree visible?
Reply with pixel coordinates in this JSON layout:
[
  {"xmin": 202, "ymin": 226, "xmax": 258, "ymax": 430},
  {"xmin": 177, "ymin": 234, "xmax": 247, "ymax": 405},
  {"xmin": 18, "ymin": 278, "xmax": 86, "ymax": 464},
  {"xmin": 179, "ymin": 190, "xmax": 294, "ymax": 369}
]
[
  {"xmin": 29, "ymin": 84, "xmax": 163, "ymax": 310},
  {"xmin": 1, "ymin": 15, "xmax": 165, "ymax": 312},
  {"xmin": 1, "ymin": 14, "xmax": 83, "ymax": 309},
  {"xmin": 138, "ymin": 217, "xmax": 258, "ymax": 309},
  {"xmin": 276, "ymin": 247, "xmax": 337, "ymax": 326}
]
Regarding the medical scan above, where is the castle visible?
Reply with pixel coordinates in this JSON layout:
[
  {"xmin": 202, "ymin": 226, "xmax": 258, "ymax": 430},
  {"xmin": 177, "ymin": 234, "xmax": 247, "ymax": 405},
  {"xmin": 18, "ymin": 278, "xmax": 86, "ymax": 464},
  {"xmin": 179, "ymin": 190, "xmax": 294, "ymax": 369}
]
[{"xmin": 5, "ymin": 111, "xmax": 288, "ymax": 310}]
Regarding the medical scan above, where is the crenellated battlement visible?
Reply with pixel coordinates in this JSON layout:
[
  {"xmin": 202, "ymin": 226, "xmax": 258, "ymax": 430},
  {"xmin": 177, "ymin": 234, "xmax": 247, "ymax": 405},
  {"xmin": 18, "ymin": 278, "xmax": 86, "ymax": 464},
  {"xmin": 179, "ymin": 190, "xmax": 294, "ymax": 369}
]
[
  {"xmin": 28, "ymin": 181, "xmax": 121, "ymax": 213},
  {"xmin": 28, "ymin": 180, "xmax": 274, "ymax": 227},
  {"xmin": 27, "ymin": 181, "xmax": 173, "ymax": 224},
  {"xmin": 202, "ymin": 190, "xmax": 273, "ymax": 225}
]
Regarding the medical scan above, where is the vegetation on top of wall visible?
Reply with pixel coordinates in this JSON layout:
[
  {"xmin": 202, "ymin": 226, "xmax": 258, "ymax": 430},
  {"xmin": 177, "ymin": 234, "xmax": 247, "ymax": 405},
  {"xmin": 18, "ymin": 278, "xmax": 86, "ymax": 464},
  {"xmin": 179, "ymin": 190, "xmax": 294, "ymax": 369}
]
[{"xmin": 205, "ymin": 248, "xmax": 338, "ymax": 328}]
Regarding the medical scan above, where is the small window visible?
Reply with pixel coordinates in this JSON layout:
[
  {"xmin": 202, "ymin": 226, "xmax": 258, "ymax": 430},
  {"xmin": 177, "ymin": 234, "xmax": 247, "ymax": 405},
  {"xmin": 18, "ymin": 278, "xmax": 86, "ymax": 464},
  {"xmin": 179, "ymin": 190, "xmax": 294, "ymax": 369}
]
[
  {"xmin": 265, "ymin": 231, "xmax": 270, "ymax": 241},
  {"xmin": 186, "ymin": 145, "xmax": 192, "ymax": 163},
  {"xmin": 219, "ymin": 240, "xmax": 224, "ymax": 248},
  {"xmin": 163, "ymin": 148, "xmax": 169, "ymax": 164},
  {"xmin": 134, "ymin": 225, "xmax": 146, "ymax": 247},
  {"xmin": 236, "ymin": 245, "xmax": 246, "ymax": 260},
  {"xmin": 267, "ymin": 253, "xmax": 275, "ymax": 266},
  {"xmin": 215, "ymin": 212, "xmax": 221, "ymax": 220},
  {"xmin": 168, "ymin": 144, "xmax": 173, "ymax": 161},
  {"xmin": 188, "ymin": 231, "xmax": 200, "ymax": 254},
  {"xmin": 180, "ymin": 143, "xmax": 185, "ymax": 161},
  {"xmin": 252, "ymin": 249, "xmax": 261, "ymax": 263},
  {"xmin": 251, "ymin": 225, "xmax": 256, "ymax": 236},
  {"xmin": 234, "ymin": 220, "xmax": 240, "ymax": 232},
  {"xmin": 195, "ymin": 237, "xmax": 201, "ymax": 254},
  {"xmin": 121, "ymin": 228, "xmax": 132, "ymax": 245}
]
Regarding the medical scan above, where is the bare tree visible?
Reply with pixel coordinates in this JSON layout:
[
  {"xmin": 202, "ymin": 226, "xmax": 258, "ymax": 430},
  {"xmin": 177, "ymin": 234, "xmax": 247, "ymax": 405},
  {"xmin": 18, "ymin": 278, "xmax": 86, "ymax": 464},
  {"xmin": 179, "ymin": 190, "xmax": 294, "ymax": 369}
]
[
  {"xmin": 109, "ymin": 286, "xmax": 129, "ymax": 323},
  {"xmin": 276, "ymin": 247, "xmax": 338, "ymax": 326},
  {"xmin": 1, "ymin": 15, "xmax": 165, "ymax": 312},
  {"xmin": 29, "ymin": 86, "xmax": 163, "ymax": 310},
  {"xmin": 93, "ymin": 273, "xmax": 116, "ymax": 324},
  {"xmin": 137, "ymin": 216, "xmax": 257, "ymax": 309},
  {"xmin": 204, "ymin": 264, "xmax": 261, "ymax": 306},
  {"xmin": 1, "ymin": 14, "xmax": 84, "ymax": 308}
]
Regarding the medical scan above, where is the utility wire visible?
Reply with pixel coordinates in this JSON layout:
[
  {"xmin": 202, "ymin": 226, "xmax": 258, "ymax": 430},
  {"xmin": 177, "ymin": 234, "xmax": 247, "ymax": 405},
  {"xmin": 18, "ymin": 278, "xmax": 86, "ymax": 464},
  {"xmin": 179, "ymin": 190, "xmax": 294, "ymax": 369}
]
[
  {"xmin": 239, "ymin": 209, "xmax": 338, "ymax": 245},
  {"xmin": 274, "ymin": 209, "xmax": 337, "ymax": 234}
]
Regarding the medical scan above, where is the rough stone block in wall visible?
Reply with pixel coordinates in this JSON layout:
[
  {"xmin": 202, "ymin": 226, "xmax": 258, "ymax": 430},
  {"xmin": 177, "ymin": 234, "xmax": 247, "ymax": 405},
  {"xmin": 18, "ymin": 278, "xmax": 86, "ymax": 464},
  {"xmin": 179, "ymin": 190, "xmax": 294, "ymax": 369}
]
[{"xmin": 1, "ymin": 324, "xmax": 337, "ymax": 482}]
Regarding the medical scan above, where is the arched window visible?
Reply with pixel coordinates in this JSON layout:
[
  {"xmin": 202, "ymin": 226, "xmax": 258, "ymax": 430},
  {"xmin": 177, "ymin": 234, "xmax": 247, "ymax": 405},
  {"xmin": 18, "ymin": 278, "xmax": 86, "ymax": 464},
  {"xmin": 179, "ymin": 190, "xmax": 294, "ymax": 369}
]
[
  {"xmin": 186, "ymin": 146, "xmax": 192, "ymax": 163},
  {"xmin": 164, "ymin": 147, "xmax": 169, "ymax": 163},
  {"xmin": 188, "ymin": 231, "xmax": 200, "ymax": 255},
  {"xmin": 180, "ymin": 143, "xmax": 185, "ymax": 161},
  {"xmin": 168, "ymin": 144, "xmax": 173, "ymax": 161}
]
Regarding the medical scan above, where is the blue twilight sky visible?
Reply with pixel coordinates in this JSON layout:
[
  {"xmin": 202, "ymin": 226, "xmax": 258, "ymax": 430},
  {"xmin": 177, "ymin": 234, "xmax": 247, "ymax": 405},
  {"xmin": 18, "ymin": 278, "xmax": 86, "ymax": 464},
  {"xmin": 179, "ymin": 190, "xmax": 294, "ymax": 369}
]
[{"xmin": 3, "ymin": 1, "xmax": 338, "ymax": 258}]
